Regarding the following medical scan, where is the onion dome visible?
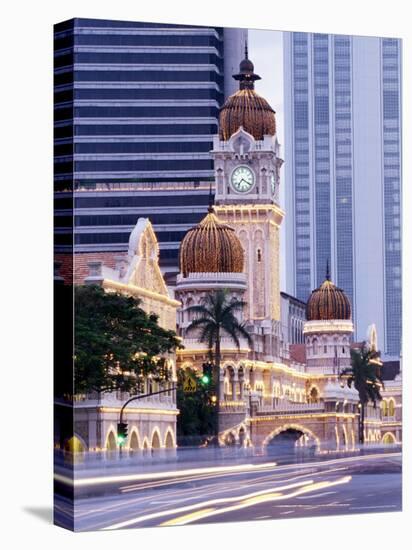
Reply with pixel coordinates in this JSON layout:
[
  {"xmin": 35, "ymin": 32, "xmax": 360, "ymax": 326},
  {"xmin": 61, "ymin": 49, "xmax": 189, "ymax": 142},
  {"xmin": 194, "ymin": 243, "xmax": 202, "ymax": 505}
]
[
  {"xmin": 219, "ymin": 44, "xmax": 276, "ymax": 141},
  {"xmin": 306, "ymin": 262, "xmax": 352, "ymax": 321},
  {"xmin": 179, "ymin": 206, "xmax": 244, "ymax": 277}
]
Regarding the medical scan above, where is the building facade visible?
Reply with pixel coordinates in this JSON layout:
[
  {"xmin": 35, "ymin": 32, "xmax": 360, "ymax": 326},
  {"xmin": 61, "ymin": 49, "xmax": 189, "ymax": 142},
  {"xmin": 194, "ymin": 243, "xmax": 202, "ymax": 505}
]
[
  {"xmin": 175, "ymin": 52, "xmax": 402, "ymax": 452},
  {"xmin": 56, "ymin": 43, "xmax": 402, "ymax": 461},
  {"xmin": 283, "ymin": 32, "xmax": 402, "ymax": 356},
  {"xmin": 55, "ymin": 218, "xmax": 180, "ymax": 461},
  {"xmin": 54, "ymin": 18, "xmax": 246, "ymax": 277}
]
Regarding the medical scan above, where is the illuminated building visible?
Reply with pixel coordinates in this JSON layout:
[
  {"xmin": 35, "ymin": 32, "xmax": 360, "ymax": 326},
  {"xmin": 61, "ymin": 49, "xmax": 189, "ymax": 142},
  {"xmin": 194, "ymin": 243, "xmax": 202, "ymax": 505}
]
[
  {"xmin": 59, "ymin": 49, "xmax": 402, "ymax": 458},
  {"xmin": 175, "ymin": 50, "xmax": 402, "ymax": 451},
  {"xmin": 57, "ymin": 218, "xmax": 180, "ymax": 459}
]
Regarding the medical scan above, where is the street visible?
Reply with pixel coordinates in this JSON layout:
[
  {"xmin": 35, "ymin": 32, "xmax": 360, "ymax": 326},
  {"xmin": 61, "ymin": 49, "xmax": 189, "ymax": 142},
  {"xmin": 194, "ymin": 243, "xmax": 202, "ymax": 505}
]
[{"xmin": 54, "ymin": 451, "xmax": 402, "ymax": 531}]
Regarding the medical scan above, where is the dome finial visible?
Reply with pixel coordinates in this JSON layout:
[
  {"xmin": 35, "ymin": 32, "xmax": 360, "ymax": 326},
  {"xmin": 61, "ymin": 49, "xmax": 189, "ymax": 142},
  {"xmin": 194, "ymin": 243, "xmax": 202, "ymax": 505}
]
[
  {"xmin": 233, "ymin": 44, "xmax": 261, "ymax": 90},
  {"xmin": 208, "ymin": 182, "xmax": 214, "ymax": 213},
  {"xmin": 326, "ymin": 258, "xmax": 331, "ymax": 281}
]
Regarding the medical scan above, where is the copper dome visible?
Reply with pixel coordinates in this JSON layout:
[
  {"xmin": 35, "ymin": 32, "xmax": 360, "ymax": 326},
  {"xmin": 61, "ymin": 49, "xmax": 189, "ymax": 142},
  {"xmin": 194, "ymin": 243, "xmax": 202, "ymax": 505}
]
[
  {"xmin": 179, "ymin": 208, "xmax": 244, "ymax": 277},
  {"xmin": 306, "ymin": 275, "xmax": 352, "ymax": 321},
  {"xmin": 219, "ymin": 89, "xmax": 276, "ymax": 141},
  {"xmin": 219, "ymin": 48, "xmax": 276, "ymax": 141}
]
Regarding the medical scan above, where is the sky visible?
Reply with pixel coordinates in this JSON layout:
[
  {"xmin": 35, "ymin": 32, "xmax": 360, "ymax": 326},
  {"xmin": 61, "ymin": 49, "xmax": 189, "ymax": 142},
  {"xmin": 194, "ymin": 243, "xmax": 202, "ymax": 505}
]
[
  {"xmin": 249, "ymin": 29, "xmax": 284, "ymax": 150},
  {"xmin": 249, "ymin": 29, "xmax": 287, "ymax": 290}
]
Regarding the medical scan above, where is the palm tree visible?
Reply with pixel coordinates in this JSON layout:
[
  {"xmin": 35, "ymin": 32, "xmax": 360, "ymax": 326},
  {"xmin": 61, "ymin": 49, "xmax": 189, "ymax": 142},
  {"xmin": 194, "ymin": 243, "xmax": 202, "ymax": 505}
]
[
  {"xmin": 339, "ymin": 341, "xmax": 383, "ymax": 444},
  {"xmin": 185, "ymin": 289, "xmax": 252, "ymax": 444}
]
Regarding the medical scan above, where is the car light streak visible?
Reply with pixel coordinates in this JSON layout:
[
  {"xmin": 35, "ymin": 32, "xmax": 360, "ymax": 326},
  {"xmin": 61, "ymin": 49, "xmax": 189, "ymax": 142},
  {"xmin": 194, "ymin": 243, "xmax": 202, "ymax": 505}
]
[
  {"xmin": 160, "ymin": 476, "xmax": 352, "ymax": 526},
  {"xmin": 55, "ymin": 462, "xmax": 278, "ymax": 488},
  {"xmin": 120, "ymin": 466, "xmax": 281, "ymax": 493},
  {"xmin": 101, "ymin": 479, "xmax": 315, "ymax": 530},
  {"xmin": 75, "ymin": 466, "xmax": 354, "ymax": 523}
]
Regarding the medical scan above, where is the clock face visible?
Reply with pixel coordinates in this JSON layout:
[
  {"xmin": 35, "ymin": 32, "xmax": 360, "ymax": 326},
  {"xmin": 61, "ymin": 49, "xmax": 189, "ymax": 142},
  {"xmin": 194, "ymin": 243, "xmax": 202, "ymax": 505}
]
[{"xmin": 231, "ymin": 166, "xmax": 255, "ymax": 193}]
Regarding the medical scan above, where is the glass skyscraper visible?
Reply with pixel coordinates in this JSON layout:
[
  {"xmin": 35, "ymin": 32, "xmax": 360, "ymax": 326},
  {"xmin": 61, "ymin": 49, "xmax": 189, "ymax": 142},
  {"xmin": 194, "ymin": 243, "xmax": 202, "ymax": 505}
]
[
  {"xmin": 283, "ymin": 32, "xmax": 402, "ymax": 356},
  {"xmin": 54, "ymin": 18, "xmax": 246, "ymax": 274}
]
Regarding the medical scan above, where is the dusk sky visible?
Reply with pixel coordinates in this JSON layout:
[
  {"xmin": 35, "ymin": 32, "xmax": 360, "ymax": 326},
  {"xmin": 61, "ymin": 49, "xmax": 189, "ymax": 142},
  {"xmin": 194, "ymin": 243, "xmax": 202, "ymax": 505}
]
[
  {"xmin": 250, "ymin": 29, "xmax": 286, "ymax": 288},
  {"xmin": 250, "ymin": 29, "xmax": 284, "ymax": 149}
]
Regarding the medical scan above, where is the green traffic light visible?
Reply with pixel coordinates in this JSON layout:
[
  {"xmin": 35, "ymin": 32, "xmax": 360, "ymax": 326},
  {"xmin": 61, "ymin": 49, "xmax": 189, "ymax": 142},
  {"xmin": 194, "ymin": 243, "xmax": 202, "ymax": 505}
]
[
  {"xmin": 201, "ymin": 374, "xmax": 210, "ymax": 384},
  {"xmin": 117, "ymin": 435, "xmax": 126, "ymax": 445}
]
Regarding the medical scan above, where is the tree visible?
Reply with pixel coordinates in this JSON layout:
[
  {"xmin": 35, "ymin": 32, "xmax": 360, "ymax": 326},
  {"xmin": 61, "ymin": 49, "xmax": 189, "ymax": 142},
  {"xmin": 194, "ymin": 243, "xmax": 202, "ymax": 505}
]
[
  {"xmin": 340, "ymin": 341, "xmax": 383, "ymax": 444},
  {"xmin": 74, "ymin": 285, "xmax": 181, "ymax": 395},
  {"xmin": 176, "ymin": 368, "xmax": 215, "ymax": 446},
  {"xmin": 185, "ymin": 289, "xmax": 252, "ymax": 443}
]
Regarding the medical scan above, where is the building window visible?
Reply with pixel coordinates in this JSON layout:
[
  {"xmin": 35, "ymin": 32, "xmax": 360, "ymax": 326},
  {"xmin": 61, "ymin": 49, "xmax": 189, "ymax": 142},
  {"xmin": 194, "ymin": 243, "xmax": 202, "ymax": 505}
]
[
  {"xmin": 257, "ymin": 248, "xmax": 262, "ymax": 262},
  {"xmin": 309, "ymin": 387, "xmax": 319, "ymax": 404}
]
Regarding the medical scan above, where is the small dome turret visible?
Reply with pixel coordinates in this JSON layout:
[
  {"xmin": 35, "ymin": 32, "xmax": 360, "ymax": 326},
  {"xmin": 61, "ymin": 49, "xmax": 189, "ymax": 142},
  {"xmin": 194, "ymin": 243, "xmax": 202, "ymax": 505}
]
[{"xmin": 306, "ymin": 262, "xmax": 352, "ymax": 321}]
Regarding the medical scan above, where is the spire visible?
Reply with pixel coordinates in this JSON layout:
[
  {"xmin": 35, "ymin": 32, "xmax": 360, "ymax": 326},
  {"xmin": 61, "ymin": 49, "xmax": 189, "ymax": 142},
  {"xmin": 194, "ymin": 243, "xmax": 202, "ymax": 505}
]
[
  {"xmin": 208, "ymin": 182, "xmax": 214, "ymax": 213},
  {"xmin": 326, "ymin": 259, "xmax": 331, "ymax": 281},
  {"xmin": 233, "ymin": 41, "xmax": 261, "ymax": 90}
]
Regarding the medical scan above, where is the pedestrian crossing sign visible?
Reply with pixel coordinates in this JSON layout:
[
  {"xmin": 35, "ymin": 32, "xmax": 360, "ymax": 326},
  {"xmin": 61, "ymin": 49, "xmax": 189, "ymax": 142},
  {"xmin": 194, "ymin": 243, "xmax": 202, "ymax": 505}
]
[{"xmin": 183, "ymin": 373, "xmax": 197, "ymax": 393}]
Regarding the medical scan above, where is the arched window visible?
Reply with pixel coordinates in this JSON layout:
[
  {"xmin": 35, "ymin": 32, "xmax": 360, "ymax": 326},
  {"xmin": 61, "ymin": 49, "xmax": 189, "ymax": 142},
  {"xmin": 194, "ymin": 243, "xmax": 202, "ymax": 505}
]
[
  {"xmin": 106, "ymin": 431, "xmax": 117, "ymax": 452},
  {"xmin": 129, "ymin": 431, "xmax": 140, "ymax": 452},
  {"xmin": 151, "ymin": 431, "xmax": 161, "ymax": 451},
  {"xmin": 382, "ymin": 432, "xmax": 396, "ymax": 445},
  {"xmin": 388, "ymin": 398, "xmax": 395, "ymax": 417},
  {"xmin": 165, "ymin": 431, "xmax": 174, "ymax": 449},
  {"xmin": 309, "ymin": 387, "xmax": 319, "ymax": 404},
  {"xmin": 313, "ymin": 338, "xmax": 318, "ymax": 355},
  {"xmin": 381, "ymin": 400, "xmax": 388, "ymax": 417}
]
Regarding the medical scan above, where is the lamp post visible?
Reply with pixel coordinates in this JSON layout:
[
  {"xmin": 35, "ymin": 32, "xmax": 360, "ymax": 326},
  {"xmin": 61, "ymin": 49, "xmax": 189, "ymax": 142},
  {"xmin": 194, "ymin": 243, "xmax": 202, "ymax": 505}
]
[{"xmin": 358, "ymin": 402, "xmax": 363, "ymax": 445}]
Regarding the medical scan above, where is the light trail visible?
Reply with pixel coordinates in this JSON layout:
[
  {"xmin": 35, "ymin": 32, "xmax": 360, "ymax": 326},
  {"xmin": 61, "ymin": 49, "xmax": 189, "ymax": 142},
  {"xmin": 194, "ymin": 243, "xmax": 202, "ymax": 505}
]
[
  {"xmin": 160, "ymin": 476, "xmax": 352, "ymax": 526},
  {"xmin": 101, "ymin": 479, "xmax": 316, "ymax": 530},
  {"xmin": 72, "ymin": 452, "xmax": 400, "ymax": 530},
  {"xmin": 74, "ymin": 464, "xmax": 355, "ymax": 525},
  {"xmin": 55, "ymin": 462, "xmax": 278, "ymax": 487},
  {"xmin": 75, "ymin": 464, "xmax": 347, "ymax": 521}
]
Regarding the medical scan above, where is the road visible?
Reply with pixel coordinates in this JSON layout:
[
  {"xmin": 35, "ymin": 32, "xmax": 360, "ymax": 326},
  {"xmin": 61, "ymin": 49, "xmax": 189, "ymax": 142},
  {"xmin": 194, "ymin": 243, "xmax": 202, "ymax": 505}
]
[{"xmin": 54, "ymin": 451, "xmax": 402, "ymax": 531}]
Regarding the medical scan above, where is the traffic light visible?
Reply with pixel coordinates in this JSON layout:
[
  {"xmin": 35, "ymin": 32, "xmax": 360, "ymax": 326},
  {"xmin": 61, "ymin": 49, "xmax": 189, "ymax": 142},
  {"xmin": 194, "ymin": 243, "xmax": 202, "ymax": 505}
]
[
  {"xmin": 201, "ymin": 362, "xmax": 213, "ymax": 386},
  {"xmin": 117, "ymin": 422, "xmax": 128, "ymax": 446}
]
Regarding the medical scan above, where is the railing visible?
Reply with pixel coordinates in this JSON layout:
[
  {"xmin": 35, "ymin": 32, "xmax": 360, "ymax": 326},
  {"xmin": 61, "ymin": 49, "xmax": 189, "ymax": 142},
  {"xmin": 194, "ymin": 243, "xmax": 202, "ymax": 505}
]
[
  {"xmin": 73, "ymin": 391, "xmax": 175, "ymax": 409},
  {"xmin": 220, "ymin": 400, "xmax": 247, "ymax": 412},
  {"xmin": 257, "ymin": 401, "xmax": 324, "ymax": 414},
  {"xmin": 177, "ymin": 272, "xmax": 247, "ymax": 283},
  {"xmin": 181, "ymin": 337, "xmax": 250, "ymax": 350}
]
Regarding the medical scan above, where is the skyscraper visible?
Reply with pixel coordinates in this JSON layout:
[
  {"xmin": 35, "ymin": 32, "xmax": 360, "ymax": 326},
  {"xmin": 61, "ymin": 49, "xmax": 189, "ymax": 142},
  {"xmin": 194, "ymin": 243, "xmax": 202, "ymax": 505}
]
[
  {"xmin": 54, "ymin": 18, "xmax": 246, "ymax": 275},
  {"xmin": 283, "ymin": 32, "xmax": 402, "ymax": 356}
]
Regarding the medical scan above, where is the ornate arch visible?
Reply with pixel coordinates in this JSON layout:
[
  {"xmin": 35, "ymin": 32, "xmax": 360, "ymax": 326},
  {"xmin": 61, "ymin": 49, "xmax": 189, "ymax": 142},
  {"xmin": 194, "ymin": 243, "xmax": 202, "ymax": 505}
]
[
  {"xmin": 382, "ymin": 432, "xmax": 396, "ymax": 444},
  {"xmin": 151, "ymin": 427, "xmax": 162, "ymax": 449},
  {"xmin": 63, "ymin": 434, "xmax": 87, "ymax": 453},
  {"xmin": 263, "ymin": 424, "xmax": 321, "ymax": 448},
  {"xmin": 105, "ymin": 429, "xmax": 117, "ymax": 451},
  {"xmin": 129, "ymin": 427, "xmax": 141, "ymax": 451},
  {"xmin": 164, "ymin": 428, "xmax": 175, "ymax": 449}
]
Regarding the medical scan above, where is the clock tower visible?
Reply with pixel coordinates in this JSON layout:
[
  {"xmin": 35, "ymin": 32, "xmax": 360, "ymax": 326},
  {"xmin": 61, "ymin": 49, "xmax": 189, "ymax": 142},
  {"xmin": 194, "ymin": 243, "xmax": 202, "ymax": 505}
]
[{"xmin": 212, "ymin": 49, "xmax": 284, "ymax": 361}]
